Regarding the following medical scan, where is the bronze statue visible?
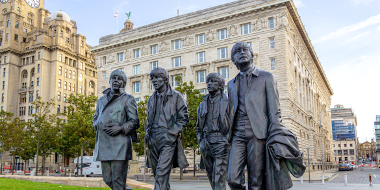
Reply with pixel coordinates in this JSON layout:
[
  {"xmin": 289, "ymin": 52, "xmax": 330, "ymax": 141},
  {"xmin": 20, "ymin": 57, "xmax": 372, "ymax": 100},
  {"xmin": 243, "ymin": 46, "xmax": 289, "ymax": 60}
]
[
  {"xmin": 93, "ymin": 70, "xmax": 139, "ymax": 190},
  {"xmin": 227, "ymin": 42, "xmax": 305, "ymax": 190},
  {"xmin": 196, "ymin": 73, "xmax": 231, "ymax": 190},
  {"xmin": 145, "ymin": 67, "xmax": 189, "ymax": 190}
]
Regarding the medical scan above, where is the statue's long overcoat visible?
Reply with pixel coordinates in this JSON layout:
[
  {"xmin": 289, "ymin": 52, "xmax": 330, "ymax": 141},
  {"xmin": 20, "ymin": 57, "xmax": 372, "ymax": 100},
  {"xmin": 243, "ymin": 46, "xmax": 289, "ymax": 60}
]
[{"xmin": 93, "ymin": 88, "xmax": 139, "ymax": 161}]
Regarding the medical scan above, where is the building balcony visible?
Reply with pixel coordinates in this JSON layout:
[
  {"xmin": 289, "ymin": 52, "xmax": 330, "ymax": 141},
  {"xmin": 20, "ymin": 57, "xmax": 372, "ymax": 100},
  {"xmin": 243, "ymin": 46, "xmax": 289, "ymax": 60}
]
[
  {"xmin": 18, "ymin": 88, "xmax": 27, "ymax": 93},
  {"xmin": 28, "ymin": 86, "xmax": 34, "ymax": 91}
]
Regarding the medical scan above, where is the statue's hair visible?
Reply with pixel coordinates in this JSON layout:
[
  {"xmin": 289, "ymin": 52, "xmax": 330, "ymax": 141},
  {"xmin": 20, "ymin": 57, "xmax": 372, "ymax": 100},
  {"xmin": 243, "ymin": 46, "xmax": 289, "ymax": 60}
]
[
  {"xmin": 230, "ymin": 42, "xmax": 254, "ymax": 68},
  {"xmin": 206, "ymin": 72, "xmax": 225, "ymax": 93},
  {"xmin": 150, "ymin": 67, "xmax": 170, "ymax": 86},
  {"xmin": 109, "ymin": 69, "xmax": 127, "ymax": 88}
]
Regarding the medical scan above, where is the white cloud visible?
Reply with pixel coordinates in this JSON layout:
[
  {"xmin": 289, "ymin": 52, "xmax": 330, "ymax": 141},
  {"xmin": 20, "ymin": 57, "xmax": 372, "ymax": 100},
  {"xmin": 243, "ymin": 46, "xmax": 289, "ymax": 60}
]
[
  {"xmin": 114, "ymin": 1, "xmax": 130, "ymax": 13},
  {"xmin": 313, "ymin": 14, "xmax": 380, "ymax": 43},
  {"xmin": 293, "ymin": 0, "xmax": 304, "ymax": 8},
  {"xmin": 345, "ymin": 31, "xmax": 370, "ymax": 43},
  {"xmin": 350, "ymin": 0, "xmax": 378, "ymax": 5}
]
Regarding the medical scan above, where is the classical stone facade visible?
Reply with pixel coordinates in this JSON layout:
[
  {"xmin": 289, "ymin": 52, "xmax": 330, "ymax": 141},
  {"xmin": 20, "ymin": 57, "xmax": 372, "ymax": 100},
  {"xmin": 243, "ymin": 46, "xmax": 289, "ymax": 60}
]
[
  {"xmin": 358, "ymin": 139, "xmax": 376, "ymax": 162},
  {"xmin": 92, "ymin": 0, "xmax": 334, "ymax": 171},
  {"xmin": 0, "ymin": 0, "xmax": 96, "ymax": 171}
]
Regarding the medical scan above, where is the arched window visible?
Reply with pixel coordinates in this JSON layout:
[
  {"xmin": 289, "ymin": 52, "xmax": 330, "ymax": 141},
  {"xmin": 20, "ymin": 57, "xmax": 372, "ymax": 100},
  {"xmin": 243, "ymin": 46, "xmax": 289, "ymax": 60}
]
[
  {"xmin": 80, "ymin": 62, "xmax": 83, "ymax": 69},
  {"xmin": 22, "ymin": 70, "xmax": 28, "ymax": 79},
  {"xmin": 79, "ymin": 73, "xmax": 83, "ymax": 82},
  {"xmin": 15, "ymin": 21, "xmax": 19, "ymax": 29},
  {"xmin": 89, "ymin": 81, "xmax": 95, "ymax": 88},
  {"xmin": 27, "ymin": 13, "xmax": 33, "ymax": 25}
]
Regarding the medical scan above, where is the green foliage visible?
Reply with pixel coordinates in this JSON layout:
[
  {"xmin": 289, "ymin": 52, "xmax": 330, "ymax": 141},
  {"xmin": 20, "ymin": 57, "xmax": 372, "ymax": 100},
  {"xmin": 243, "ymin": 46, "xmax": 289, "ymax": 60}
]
[
  {"xmin": 174, "ymin": 76, "xmax": 204, "ymax": 150},
  {"xmin": 133, "ymin": 95, "xmax": 150, "ymax": 156},
  {"xmin": 0, "ymin": 110, "xmax": 14, "ymax": 155},
  {"xmin": 61, "ymin": 93, "xmax": 98, "ymax": 159}
]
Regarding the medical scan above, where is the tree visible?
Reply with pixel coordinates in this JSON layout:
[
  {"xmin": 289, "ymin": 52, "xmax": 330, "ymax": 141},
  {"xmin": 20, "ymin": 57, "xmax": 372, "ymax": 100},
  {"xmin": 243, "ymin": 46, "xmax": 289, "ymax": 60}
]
[
  {"xmin": 29, "ymin": 97, "xmax": 59, "ymax": 176},
  {"xmin": 0, "ymin": 110, "xmax": 13, "ymax": 175},
  {"xmin": 174, "ymin": 75, "xmax": 204, "ymax": 178},
  {"xmin": 63, "ymin": 93, "xmax": 97, "ymax": 177},
  {"xmin": 3, "ymin": 117, "xmax": 26, "ymax": 175},
  {"xmin": 17, "ymin": 124, "xmax": 36, "ymax": 173},
  {"xmin": 133, "ymin": 95, "xmax": 150, "ymax": 156}
]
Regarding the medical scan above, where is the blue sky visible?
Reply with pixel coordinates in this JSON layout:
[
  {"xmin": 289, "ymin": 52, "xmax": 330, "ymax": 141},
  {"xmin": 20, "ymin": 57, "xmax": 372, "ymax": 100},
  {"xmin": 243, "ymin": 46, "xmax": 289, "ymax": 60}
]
[{"xmin": 45, "ymin": 0, "xmax": 380, "ymax": 143}]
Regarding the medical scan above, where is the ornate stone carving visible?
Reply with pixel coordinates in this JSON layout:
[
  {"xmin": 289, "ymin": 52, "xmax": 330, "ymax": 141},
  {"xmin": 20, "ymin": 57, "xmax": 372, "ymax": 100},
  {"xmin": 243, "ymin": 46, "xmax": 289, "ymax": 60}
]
[
  {"xmin": 124, "ymin": 49, "xmax": 132, "ymax": 60},
  {"xmin": 159, "ymin": 40, "xmax": 169, "ymax": 53},
  {"xmin": 252, "ymin": 17, "xmax": 267, "ymax": 31},
  {"xmin": 228, "ymin": 24, "xmax": 239, "ymax": 37},
  {"xmin": 206, "ymin": 29, "xmax": 215, "ymax": 42},
  {"xmin": 182, "ymin": 35, "xmax": 194, "ymax": 47},
  {"xmin": 108, "ymin": 53, "xmax": 116, "ymax": 63},
  {"xmin": 276, "ymin": 12, "xmax": 289, "ymax": 30},
  {"xmin": 141, "ymin": 45, "xmax": 149, "ymax": 56}
]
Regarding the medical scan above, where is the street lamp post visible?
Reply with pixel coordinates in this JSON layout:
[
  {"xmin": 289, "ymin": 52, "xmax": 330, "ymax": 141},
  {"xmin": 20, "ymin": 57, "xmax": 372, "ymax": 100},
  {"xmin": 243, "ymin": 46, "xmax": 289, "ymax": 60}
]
[
  {"xmin": 306, "ymin": 148, "xmax": 311, "ymax": 183},
  {"xmin": 319, "ymin": 111, "xmax": 324, "ymax": 173}
]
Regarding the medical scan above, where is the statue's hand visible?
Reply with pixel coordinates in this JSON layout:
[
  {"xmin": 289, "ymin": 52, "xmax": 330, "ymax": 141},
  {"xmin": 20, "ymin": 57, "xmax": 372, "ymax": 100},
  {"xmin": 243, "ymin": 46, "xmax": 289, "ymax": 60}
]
[{"xmin": 103, "ymin": 125, "xmax": 122, "ymax": 136}]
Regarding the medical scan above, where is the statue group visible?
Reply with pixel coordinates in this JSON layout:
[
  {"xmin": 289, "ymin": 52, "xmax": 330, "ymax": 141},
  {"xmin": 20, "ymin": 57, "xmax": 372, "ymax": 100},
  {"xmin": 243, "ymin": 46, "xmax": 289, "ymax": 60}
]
[{"xmin": 93, "ymin": 42, "xmax": 305, "ymax": 190}]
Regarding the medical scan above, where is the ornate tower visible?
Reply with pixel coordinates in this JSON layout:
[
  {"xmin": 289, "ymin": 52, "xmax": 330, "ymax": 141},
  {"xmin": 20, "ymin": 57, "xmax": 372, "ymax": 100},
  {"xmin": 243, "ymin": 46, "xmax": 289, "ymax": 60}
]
[{"xmin": 120, "ymin": 18, "xmax": 133, "ymax": 32}]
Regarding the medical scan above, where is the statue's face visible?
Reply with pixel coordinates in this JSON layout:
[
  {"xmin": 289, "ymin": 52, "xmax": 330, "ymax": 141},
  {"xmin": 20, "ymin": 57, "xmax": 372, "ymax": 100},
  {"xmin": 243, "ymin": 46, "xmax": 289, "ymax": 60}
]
[
  {"xmin": 207, "ymin": 78, "xmax": 220, "ymax": 94},
  {"xmin": 109, "ymin": 73, "xmax": 125, "ymax": 91},
  {"xmin": 151, "ymin": 75, "xmax": 166, "ymax": 91},
  {"xmin": 233, "ymin": 43, "xmax": 252, "ymax": 70}
]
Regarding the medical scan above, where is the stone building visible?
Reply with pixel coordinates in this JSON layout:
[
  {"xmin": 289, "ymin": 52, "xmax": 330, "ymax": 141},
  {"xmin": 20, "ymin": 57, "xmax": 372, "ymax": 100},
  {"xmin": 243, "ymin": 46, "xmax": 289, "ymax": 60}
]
[
  {"xmin": 374, "ymin": 115, "xmax": 380, "ymax": 164},
  {"xmin": 331, "ymin": 104, "xmax": 358, "ymax": 164},
  {"xmin": 358, "ymin": 139, "xmax": 376, "ymax": 162},
  {"xmin": 0, "ymin": 0, "xmax": 97, "ymax": 171},
  {"xmin": 91, "ymin": 0, "xmax": 334, "ymax": 171}
]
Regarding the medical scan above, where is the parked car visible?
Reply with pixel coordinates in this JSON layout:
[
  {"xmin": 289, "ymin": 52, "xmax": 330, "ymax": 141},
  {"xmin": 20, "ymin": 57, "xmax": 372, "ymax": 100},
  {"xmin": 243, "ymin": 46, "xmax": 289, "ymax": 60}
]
[
  {"xmin": 348, "ymin": 164, "xmax": 355, "ymax": 170},
  {"xmin": 339, "ymin": 164, "xmax": 352, "ymax": 171}
]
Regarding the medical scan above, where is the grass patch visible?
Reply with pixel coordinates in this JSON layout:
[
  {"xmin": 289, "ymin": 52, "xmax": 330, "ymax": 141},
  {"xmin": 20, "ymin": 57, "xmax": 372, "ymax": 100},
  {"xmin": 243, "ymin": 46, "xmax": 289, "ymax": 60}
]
[{"xmin": 0, "ymin": 178, "xmax": 149, "ymax": 190}]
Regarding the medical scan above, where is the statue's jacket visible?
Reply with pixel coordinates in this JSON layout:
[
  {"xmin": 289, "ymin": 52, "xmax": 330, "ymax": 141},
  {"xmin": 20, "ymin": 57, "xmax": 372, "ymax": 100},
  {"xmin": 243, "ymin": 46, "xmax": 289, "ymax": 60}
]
[
  {"xmin": 195, "ymin": 93, "xmax": 232, "ymax": 144},
  {"xmin": 146, "ymin": 87, "xmax": 189, "ymax": 169},
  {"xmin": 93, "ymin": 88, "xmax": 139, "ymax": 161}
]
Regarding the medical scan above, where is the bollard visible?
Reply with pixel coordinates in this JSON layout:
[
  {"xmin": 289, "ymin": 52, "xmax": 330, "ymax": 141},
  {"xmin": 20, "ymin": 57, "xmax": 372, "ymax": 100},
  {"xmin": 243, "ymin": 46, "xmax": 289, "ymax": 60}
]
[
  {"xmin": 321, "ymin": 173, "xmax": 324, "ymax": 184},
  {"xmin": 47, "ymin": 170, "xmax": 49, "ymax": 177},
  {"xmin": 300, "ymin": 176, "xmax": 303, "ymax": 184},
  {"xmin": 344, "ymin": 173, "xmax": 348, "ymax": 186},
  {"xmin": 85, "ymin": 172, "xmax": 86, "ymax": 177},
  {"xmin": 369, "ymin": 174, "xmax": 372, "ymax": 186}
]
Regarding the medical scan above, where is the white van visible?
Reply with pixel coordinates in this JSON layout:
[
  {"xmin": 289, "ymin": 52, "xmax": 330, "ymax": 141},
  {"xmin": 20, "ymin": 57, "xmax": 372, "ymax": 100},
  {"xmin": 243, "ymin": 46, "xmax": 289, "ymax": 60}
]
[{"xmin": 74, "ymin": 156, "xmax": 102, "ymax": 177}]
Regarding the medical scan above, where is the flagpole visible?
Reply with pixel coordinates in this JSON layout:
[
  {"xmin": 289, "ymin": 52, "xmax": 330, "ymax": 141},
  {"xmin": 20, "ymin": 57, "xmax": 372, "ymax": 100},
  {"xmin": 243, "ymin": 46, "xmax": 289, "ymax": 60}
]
[{"xmin": 117, "ymin": 9, "xmax": 118, "ymax": 33}]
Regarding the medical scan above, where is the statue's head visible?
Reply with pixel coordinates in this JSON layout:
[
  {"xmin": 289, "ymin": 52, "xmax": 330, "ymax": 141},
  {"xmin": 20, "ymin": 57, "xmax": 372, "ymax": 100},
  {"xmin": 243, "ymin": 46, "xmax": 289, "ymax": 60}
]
[
  {"xmin": 150, "ymin": 67, "xmax": 170, "ymax": 91},
  {"xmin": 206, "ymin": 72, "xmax": 225, "ymax": 94},
  {"xmin": 231, "ymin": 42, "xmax": 254, "ymax": 70},
  {"xmin": 109, "ymin": 69, "xmax": 127, "ymax": 91}
]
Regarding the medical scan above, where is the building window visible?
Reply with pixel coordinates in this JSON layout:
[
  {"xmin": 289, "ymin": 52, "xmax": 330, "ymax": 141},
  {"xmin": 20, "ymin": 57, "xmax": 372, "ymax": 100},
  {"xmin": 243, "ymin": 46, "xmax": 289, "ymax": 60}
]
[
  {"xmin": 36, "ymin": 90, "xmax": 39, "ymax": 99},
  {"xmin": 133, "ymin": 82, "xmax": 140, "ymax": 93},
  {"xmin": 3, "ymin": 68, "xmax": 5, "ymax": 77},
  {"xmin": 15, "ymin": 21, "xmax": 19, "ymax": 29},
  {"xmin": 59, "ymin": 54, "xmax": 62, "ymax": 62},
  {"xmin": 7, "ymin": 20, "xmax": 9, "ymax": 27},
  {"xmin": 58, "ymin": 79, "xmax": 61, "ymax": 88},
  {"xmin": 28, "ymin": 106, "xmax": 33, "ymax": 115},
  {"xmin": 38, "ymin": 52, "xmax": 41, "ymax": 59},
  {"xmin": 103, "ymin": 56, "xmax": 107, "ymax": 64},
  {"xmin": 218, "ymin": 29, "xmax": 227, "ymax": 40},
  {"xmin": 196, "ymin": 34, "xmax": 205, "ymax": 45},
  {"xmin": 63, "ymin": 94, "xmax": 66, "ymax": 102},
  {"xmin": 218, "ymin": 47, "xmax": 228, "ymax": 59},
  {"xmin": 72, "ymin": 84, "xmax": 75, "ymax": 92},
  {"xmin": 196, "ymin": 52, "xmax": 205, "ymax": 63},
  {"xmin": 79, "ymin": 73, "xmax": 83, "ymax": 82},
  {"xmin": 57, "ymin": 105, "xmax": 60, "ymax": 113},
  {"xmin": 151, "ymin": 61, "xmax": 158, "ymax": 71},
  {"xmin": 79, "ymin": 86, "xmax": 82, "ymax": 93},
  {"xmin": 133, "ymin": 65, "xmax": 140, "ymax": 75},
  {"xmin": 1, "ymin": 93, "xmax": 4, "ymax": 102},
  {"xmin": 197, "ymin": 70, "xmax": 206, "ymax": 83},
  {"xmin": 103, "ymin": 71, "xmax": 106, "ymax": 80},
  {"xmin": 19, "ymin": 107, "xmax": 26, "ymax": 116},
  {"xmin": 270, "ymin": 58, "xmax": 276, "ymax": 70},
  {"xmin": 58, "ymin": 66, "xmax": 62, "ymax": 75},
  {"xmin": 0, "ymin": 39, "xmax": 2, "ymax": 46},
  {"xmin": 151, "ymin": 45, "xmax": 158, "ymax": 54},
  {"xmin": 224, "ymin": 86, "xmax": 228, "ymax": 96},
  {"xmin": 38, "ymin": 64, "xmax": 40, "ymax": 73},
  {"xmin": 350, "ymin": 144, "xmax": 353, "ymax": 147},
  {"xmin": 218, "ymin": 66, "xmax": 229, "ymax": 79},
  {"xmin": 80, "ymin": 62, "xmax": 83, "ymax": 69},
  {"xmin": 172, "ymin": 57, "xmax": 181, "ymax": 67},
  {"xmin": 199, "ymin": 89, "xmax": 206, "ymax": 94},
  {"xmin": 269, "ymin": 38, "xmax": 275, "ymax": 49},
  {"xmin": 172, "ymin": 39, "xmax": 181, "ymax": 50},
  {"xmin": 27, "ymin": 13, "xmax": 33, "ymax": 25},
  {"xmin": 20, "ymin": 93, "xmax": 27, "ymax": 103},
  {"xmin": 246, "ymin": 42, "xmax": 252, "ymax": 47},
  {"xmin": 64, "ymin": 82, "xmax": 67, "ymax": 90},
  {"xmin": 64, "ymin": 69, "xmax": 67, "ymax": 77},
  {"xmin": 4, "ymin": 56, "xmax": 7, "ymax": 64},
  {"xmin": 241, "ymin": 23, "xmax": 251, "ymax": 35},
  {"xmin": 57, "ymin": 92, "xmax": 61, "ymax": 101},
  {"xmin": 269, "ymin": 18, "xmax": 274, "ymax": 29},
  {"xmin": 37, "ymin": 78, "xmax": 39, "ymax": 86},
  {"xmin": 68, "ymin": 83, "xmax": 71, "ymax": 91},
  {"xmin": 2, "ymin": 81, "xmax": 4, "ymax": 89},
  {"xmin": 134, "ymin": 49, "xmax": 140, "ymax": 58},
  {"xmin": 69, "ymin": 70, "xmax": 72, "ymax": 78},
  {"xmin": 118, "ymin": 53, "xmax": 123, "ymax": 62},
  {"xmin": 171, "ymin": 74, "xmax": 182, "ymax": 87},
  {"xmin": 73, "ymin": 71, "xmax": 75, "ymax": 80}
]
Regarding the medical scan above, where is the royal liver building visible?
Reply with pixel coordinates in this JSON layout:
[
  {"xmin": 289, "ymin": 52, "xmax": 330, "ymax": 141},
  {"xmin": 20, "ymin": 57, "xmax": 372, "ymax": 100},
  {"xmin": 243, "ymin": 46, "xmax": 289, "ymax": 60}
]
[{"xmin": 91, "ymin": 0, "xmax": 334, "ymax": 172}]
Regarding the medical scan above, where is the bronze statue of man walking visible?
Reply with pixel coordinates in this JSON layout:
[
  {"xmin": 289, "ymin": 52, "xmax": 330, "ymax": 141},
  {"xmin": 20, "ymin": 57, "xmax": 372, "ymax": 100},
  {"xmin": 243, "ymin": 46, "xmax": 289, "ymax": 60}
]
[
  {"xmin": 196, "ymin": 73, "xmax": 231, "ymax": 190},
  {"xmin": 145, "ymin": 67, "xmax": 189, "ymax": 190},
  {"xmin": 93, "ymin": 70, "xmax": 139, "ymax": 190}
]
